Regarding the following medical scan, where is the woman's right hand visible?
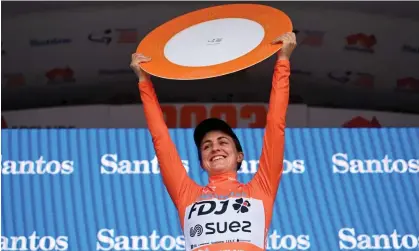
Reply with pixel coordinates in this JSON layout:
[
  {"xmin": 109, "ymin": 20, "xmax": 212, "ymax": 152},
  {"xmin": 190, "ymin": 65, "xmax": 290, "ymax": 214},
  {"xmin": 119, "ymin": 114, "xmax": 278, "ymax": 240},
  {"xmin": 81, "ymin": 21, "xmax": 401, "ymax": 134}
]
[{"xmin": 130, "ymin": 53, "xmax": 152, "ymax": 82}]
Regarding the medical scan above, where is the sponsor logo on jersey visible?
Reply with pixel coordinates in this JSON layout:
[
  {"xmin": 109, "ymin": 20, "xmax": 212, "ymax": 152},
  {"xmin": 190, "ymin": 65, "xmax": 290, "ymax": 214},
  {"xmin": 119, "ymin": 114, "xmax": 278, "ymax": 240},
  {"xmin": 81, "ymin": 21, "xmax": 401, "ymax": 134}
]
[
  {"xmin": 189, "ymin": 198, "xmax": 252, "ymax": 237},
  {"xmin": 185, "ymin": 198, "xmax": 265, "ymax": 249}
]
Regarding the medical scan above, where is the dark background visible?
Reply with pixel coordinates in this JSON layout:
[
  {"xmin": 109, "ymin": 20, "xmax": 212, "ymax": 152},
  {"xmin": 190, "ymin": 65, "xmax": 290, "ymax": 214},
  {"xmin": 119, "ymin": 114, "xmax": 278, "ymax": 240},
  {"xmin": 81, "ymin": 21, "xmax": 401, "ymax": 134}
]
[{"xmin": 2, "ymin": 1, "xmax": 419, "ymax": 116}]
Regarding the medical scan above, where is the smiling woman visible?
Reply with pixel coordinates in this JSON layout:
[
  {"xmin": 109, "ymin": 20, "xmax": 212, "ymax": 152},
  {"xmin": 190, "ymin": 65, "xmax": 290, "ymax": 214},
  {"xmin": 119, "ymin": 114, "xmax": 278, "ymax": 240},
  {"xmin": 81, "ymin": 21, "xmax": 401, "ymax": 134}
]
[
  {"xmin": 130, "ymin": 31, "xmax": 296, "ymax": 251},
  {"xmin": 194, "ymin": 118, "xmax": 244, "ymax": 175}
]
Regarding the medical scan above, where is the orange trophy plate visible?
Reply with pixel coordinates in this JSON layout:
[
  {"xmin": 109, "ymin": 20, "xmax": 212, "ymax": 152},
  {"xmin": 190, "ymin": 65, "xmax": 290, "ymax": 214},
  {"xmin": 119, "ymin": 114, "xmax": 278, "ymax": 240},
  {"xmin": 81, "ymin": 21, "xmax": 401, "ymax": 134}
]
[{"xmin": 136, "ymin": 3, "xmax": 293, "ymax": 80}]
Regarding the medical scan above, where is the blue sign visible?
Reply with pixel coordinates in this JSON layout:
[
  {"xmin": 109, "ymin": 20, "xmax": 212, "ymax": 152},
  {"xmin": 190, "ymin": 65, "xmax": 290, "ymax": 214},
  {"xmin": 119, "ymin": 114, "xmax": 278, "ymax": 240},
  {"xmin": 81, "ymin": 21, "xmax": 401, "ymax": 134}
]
[{"xmin": 1, "ymin": 128, "xmax": 418, "ymax": 250}]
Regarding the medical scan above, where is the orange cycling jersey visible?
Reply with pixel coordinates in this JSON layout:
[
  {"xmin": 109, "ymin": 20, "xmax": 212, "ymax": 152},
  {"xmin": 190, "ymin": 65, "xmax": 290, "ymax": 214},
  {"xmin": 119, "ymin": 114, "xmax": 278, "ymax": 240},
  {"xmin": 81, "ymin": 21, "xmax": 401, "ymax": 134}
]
[{"xmin": 138, "ymin": 59, "xmax": 290, "ymax": 251}]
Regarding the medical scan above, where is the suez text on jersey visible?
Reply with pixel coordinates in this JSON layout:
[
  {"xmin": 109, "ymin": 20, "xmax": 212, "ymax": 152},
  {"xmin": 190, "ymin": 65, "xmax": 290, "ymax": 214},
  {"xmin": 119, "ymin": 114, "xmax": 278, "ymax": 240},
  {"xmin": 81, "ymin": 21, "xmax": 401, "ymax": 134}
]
[
  {"xmin": 186, "ymin": 198, "xmax": 311, "ymax": 250},
  {"xmin": 187, "ymin": 198, "xmax": 252, "ymax": 236},
  {"xmin": 99, "ymin": 153, "xmax": 305, "ymax": 174},
  {"xmin": 1, "ymin": 155, "xmax": 74, "ymax": 175}
]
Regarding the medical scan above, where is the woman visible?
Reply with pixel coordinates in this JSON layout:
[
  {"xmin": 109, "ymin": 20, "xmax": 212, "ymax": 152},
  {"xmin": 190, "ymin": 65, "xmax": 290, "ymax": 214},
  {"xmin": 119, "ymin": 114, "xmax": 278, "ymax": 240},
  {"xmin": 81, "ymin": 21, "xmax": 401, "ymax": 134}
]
[{"xmin": 130, "ymin": 32, "xmax": 296, "ymax": 251}]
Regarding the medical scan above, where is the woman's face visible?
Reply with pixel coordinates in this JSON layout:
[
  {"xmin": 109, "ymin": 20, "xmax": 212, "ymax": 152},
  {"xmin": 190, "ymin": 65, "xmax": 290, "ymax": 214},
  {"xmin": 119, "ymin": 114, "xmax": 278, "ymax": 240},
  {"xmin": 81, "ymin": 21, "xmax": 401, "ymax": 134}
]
[{"xmin": 200, "ymin": 130, "xmax": 243, "ymax": 176}]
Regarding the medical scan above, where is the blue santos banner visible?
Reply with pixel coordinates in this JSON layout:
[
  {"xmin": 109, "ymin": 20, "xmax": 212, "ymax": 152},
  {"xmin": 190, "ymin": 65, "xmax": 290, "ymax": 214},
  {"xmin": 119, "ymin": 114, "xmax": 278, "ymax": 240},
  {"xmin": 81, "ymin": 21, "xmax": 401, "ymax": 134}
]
[{"xmin": 1, "ymin": 128, "xmax": 419, "ymax": 251}]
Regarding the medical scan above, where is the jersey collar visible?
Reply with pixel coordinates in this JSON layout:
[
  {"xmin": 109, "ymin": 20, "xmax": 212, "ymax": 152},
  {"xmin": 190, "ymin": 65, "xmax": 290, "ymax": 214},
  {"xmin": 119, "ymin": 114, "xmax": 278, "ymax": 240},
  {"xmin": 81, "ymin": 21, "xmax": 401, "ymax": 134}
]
[{"xmin": 208, "ymin": 171, "xmax": 238, "ymax": 184}]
